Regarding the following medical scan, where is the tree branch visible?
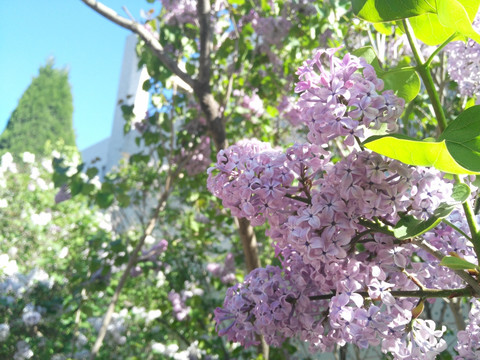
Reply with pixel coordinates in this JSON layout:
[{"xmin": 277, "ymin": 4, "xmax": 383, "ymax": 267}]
[
  {"xmin": 89, "ymin": 164, "xmax": 183, "ymax": 359},
  {"xmin": 80, "ymin": 0, "xmax": 195, "ymax": 89},
  {"xmin": 412, "ymin": 238, "xmax": 480, "ymax": 295},
  {"xmin": 197, "ymin": 0, "xmax": 212, "ymax": 87},
  {"xmin": 309, "ymin": 287, "xmax": 475, "ymax": 301}
]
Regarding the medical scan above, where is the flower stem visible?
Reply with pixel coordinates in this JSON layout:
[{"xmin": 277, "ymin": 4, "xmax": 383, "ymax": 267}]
[
  {"xmin": 454, "ymin": 175, "xmax": 480, "ymax": 256},
  {"xmin": 403, "ymin": 19, "xmax": 448, "ymax": 132},
  {"xmin": 403, "ymin": 19, "xmax": 480, "ymax": 259},
  {"xmin": 424, "ymin": 33, "xmax": 458, "ymax": 69}
]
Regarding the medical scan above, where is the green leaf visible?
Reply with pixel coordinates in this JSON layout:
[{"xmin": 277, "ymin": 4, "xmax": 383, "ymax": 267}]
[
  {"xmin": 117, "ymin": 193, "xmax": 131, "ymax": 208},
  {"xmin": 86, "ymin": 167, "xmax": 99, "ymax": 179},
  {"xmin": 393, "ymin": 203, "xmax": 454, "ymax": 240},
  {"xmin": 352, "ymin": 47, "xmax": 420, "ymax": 102},
  {"xmin": 70, "ymin": 177, "xmax": 84, "ymax": 196},
  {"xmin": 466, "ymin": 95, "xmax": 477, "ymax": 109},
  {"xmin": 142, "ymin": 79, "xmax": 151, "ymax": 91},
  {"xmin": 409, "ymin": 13, "xmax": 457, "ymax": 46},
  {"xmin": 185, "ymin": 62, "xmax": 196, "ymax": 76},
  {"xmin": 351, "ymin": 0, "xmax": 436, "ymax": 22},
  {"xmin": 437, "ymin": 0, "xmax": 480, "ymax": 44},
  {"xmin": 451, "ymin": 183, "xmax": 471, "ymax": 203},
  {"xmin": 433, "ymin": 202, "xmax": 457, "ymax": 218},
  {"xmin": 352, "ymin": 46, "xmax": 383, "ymax": 73},
  {"xmin": 381, "ymin": 68, "xmax": 421, "ymax": 102},
  {"xmin": 96, "ymin": 192, "xmax": 114, "ymax": 209},
  {"xmin": 440, "ymin": 255, "xmax": 479, "ymax": 270},
  {"xmin": 373, "ymin": 22, "xmax": 394, "ymax": 35},
  {"xmin": 393, "ymin": 215, "xmax": 441, "ymax": 240},
  {"xmin": 363, "ymin": 134, "xmax": 479, "ymax": 174},
  {"xmin": 402, "ymin": 0, "xmax": 479, "ymax": 45},
  {"xmin": 438, "ymin": 106, "xmax": 480, "ymax": 173}
]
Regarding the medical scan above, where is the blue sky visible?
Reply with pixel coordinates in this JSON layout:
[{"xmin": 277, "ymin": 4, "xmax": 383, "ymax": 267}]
[{"xmin": 0, "ymin": 1, "xmax": 159, "ymax": 151}]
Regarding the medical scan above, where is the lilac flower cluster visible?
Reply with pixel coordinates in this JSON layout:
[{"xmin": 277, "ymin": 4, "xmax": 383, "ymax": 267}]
[
  {"xmin": 251, "ymin": 13, "xmax": 292, "ymax": 48},
  {"xmin": 168, "ymin": 282, "xmax": 203, "ymax": 322},
  {"xmin": 209, "ymin": 139, "xmax": 458, "ymax": 356},
  {"xmin": 207, "ymin": 139, "xmax": 329, "ymax": 227},
  {"xmin": 214, "ymin": 247, "xmax": 450, "ymax": 356},
  {"xmin": 208, "ymin": 48, "xmax": 474, "ymax": 358},
  {"xmin": 233, "ymin": 89, "xmax": 265, "ymax": 120},
  {"xmin": 277, "ymin": 95, "xmax": 303, "ymax": 127},
  {"xmin": 456, "ymin": 300, "xmax": 480, "ymax": 359},
  {"xmin": 89, "ymin": 311, "xmax": 128, "ymax": 345},
  {"xmin": 175, "ymin": 135, "xmax": 212, "ymax": 177},
  {"xmin": 160, "ymin": 0, "xmax": 197, "ymax": 26},
  {"xmin": 295, "ymin": 47, "xmax": 404, "ymax": 146},
  {"xmin": 235, "ymin": 11, "xmax": 292, "ymax": 65},
  {"xmin": 445, "ymin": 11, "xmax": 480, "ymax": 97},
  {"xmin": 206, "ymin": 252, "xmax": 236, "ymax": 284},
  {"xmin": 169, "ymin": 290, "xmax": 191, "ymax": 321}
]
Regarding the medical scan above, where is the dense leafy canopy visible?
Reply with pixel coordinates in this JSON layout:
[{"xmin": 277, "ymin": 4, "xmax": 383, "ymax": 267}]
[{"xmin": 0, "ymin": 60, "xmax": 76, "ymax": 157}]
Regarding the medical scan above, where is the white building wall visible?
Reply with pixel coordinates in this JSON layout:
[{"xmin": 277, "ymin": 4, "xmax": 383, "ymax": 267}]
[{"xmin": 81, "ymin": 34, "xmax": 150, "ymax": 176}]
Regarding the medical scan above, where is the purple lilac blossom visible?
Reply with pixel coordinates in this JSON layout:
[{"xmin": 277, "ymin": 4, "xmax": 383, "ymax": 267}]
[
  {"xmin": 207, "ymin": 252, "xmax": 236, "ymax": 284},
  {"xmin": 208, "ymin": 48, "xmax": 473, "ymax": 359},
  {"xmin": 168, "ymin": 290, "xmax": 191, "ymax": 321},
  {"xmin": 160, "ymin": 0, "xmax": 197, "ymax": 26},
  {"xmin": 295, "ymin": 47, "xmax": 404, "ymax": 146},
  {"xmin": 456, "ymin": 299, "xmax": 480, "ymax": 359},
  {"xmin": 445, "ymin": 10, "xmax": 480, "ymax": 97}
]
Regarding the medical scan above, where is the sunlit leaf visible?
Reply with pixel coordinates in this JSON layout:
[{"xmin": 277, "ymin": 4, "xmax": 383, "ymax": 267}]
[
  {"xmin": 351, "ymin": 0, "xmax": 436, "ymax": 22},
  {"xmin": 451, "ymin": 183, "xmax": 471, "ymax": 203},
  {"xmin": 393, "ymin": 203, "xmax": 454, "ymax": 240},
  {"xmin": 363, "ymin": 134, "xmax": 479, "ymax": 174},
  {"xmin": 381, "ymin": 68, "xmax": 421, "ymax": 102},
  {"xmin": 438, "ymin": 105, "xmax": 480, "ymax": 173},
  {"xmin": 440, "ymin": 255, "xmax": 479, "ymax": 270},
  {"xmin": 437, "ymin": 0, "xmax": 480, "ymax": 44}
]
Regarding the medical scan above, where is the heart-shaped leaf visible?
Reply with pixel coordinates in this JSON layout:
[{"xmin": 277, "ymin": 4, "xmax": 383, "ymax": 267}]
[
  {"xmin": 363, "ymin": 134, "xmax": 480, "ymax": 175},
  {"xmin": 438, "ymin": 105, "xmax": 480, "ymax": 173},
  {"xmin": 437, "ymin": 0, "xmax": 480, "ymax": 44}
]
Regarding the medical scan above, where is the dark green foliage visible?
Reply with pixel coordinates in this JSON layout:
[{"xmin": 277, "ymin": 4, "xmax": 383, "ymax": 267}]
[{"xmin": 0, "ymin": 60, "xmax": 76, "ymax": 156}]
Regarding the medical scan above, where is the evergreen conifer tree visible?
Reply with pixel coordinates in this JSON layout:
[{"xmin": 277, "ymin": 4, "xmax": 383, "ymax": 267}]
[{"xmin": 0, "ymin": 59, "xmax": 76, "ymax": 156}]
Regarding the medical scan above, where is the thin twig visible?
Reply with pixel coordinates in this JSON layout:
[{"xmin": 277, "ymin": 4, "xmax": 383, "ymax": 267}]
[
  {"xmin": 81, "ymin": 0, "xmax": 194, "ymax": 88},
  {"xmin": 89, "ymin": 163, "xmax": 185, "ymax": 359}
]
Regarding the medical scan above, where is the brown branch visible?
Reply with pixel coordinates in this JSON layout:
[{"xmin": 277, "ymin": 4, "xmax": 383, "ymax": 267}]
[
  {"xmin": 80, "ymin": 0, "xmax": 194, "ymax": 89},
  {"xmin": 235, "ymin": 217, "xmax": 260, "ymax": 272},
  {"xmin": 412, "ymin": 239, "xmax": 480, "ymax": 295},
  {"xmin": 309, "ymin": 287, "xmax": 475, "ymax": 301},
  {"xmin": 197, "ymin": 0, "xmax": 212, "ymax": 87},
  {"xmin": 82, "ymin": 2, "xmax": 263, "ymax": 356}
]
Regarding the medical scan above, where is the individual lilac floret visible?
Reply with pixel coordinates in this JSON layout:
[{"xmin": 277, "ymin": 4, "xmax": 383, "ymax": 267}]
[{"xmin": 295, "ymin": 47, "xmax": 404, "ymax": 146}]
